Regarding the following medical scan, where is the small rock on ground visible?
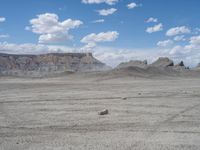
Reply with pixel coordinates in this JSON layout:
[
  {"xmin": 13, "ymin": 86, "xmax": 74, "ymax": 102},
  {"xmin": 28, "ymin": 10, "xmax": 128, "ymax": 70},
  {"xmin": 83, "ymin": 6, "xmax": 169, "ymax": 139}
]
[{"xmin": 98, "ymin": 109, "xmax": 109, "ymax": 115}]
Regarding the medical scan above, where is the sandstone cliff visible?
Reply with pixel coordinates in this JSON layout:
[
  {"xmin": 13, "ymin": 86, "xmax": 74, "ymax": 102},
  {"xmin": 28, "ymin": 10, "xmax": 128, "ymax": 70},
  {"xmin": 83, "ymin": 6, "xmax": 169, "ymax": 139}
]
[{"xmin": 0, "ymin": 53, "xmax": 110, "ymax": 77}]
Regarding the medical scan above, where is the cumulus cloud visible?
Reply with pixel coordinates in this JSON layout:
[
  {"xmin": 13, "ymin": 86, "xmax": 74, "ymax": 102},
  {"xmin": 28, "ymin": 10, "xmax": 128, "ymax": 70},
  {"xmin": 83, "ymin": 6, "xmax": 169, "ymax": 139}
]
[
  {"xmin": 0, "ymin": 42, "xmax": 76, "ymax": 54},
  {"xmin": 93, "ymin": 47, "xmax": 163, "ymax": 66},
  {"xmin": 91, "ymin": 19, "xmax": 105, "ymax": 23},
  {"xmin": 189, "ymin": 35, "xmax": 200, "ymax": 45},
  {"xmin": 157, "ymin": 40, "xmax": 173, "ymax": 47},
  {"xmin": 38, "ymin": 34, "xmax": 73, "ymax": 43},
  {"xmin": 166, "ymin": 44, "xmax": 200, "ymax": 67},
  {"xmin": 81, "ymin": 42, "xmax": 97, "ymax": 51},
  {"xmin": 168, "ymin": 45, "xmax": 192, "ymax": 57},
  {"xmin": 127, "ymin": 2, "xmax": 138, "ymax": 9},
  {"xmin": 27, "ymin": 13, "xmax": 83, "ymax": 43},
  {"xmin": 146, "ymin": 23, "xmax": 163, "ymax": 33},
  {"xmin": 82, "ymin": 0, "xmax": 118, "ymax": 5},
  {"xmin": 81, "ymin": 31, "xmax": 119, "ymax": 43},
  {"xmin": 97, "ymin": 8, "xmax": 117, "ymax": 16},
  {"xmin": 0, "ymin": 17, "xmax": 6, "ymax": 22},
  {"xmin": 146, "ymin": 17, "xmax": 158, "ymax": 23},
  {"xmin": 164, "ymin": 35, "xmax": 200, "ymax": 67},
  {"xmin": 81, "ymin": 31, "xmax": 119, "ymax": 51},
  {"xmin": 166, "ymin": 26, "xmax": 191, "ymax": 36}
]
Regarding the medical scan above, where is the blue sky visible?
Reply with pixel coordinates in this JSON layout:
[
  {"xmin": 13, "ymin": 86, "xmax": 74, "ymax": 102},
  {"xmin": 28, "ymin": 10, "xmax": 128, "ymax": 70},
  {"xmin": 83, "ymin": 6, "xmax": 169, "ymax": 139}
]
[{"xmin": 0, "ymin": 0, "xmax": 200, "ymax": 66}]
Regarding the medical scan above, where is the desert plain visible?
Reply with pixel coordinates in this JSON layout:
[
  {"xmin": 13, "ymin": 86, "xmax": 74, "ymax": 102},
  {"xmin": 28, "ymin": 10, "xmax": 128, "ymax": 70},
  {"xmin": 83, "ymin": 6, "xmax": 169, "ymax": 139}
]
[{"xmin": 1, "ymin": 74, "xmax": 200, "ymax": 150}]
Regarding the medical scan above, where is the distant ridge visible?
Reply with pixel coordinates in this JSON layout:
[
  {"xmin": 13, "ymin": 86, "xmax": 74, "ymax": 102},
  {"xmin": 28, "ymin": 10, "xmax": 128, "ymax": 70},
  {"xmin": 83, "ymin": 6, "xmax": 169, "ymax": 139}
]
[
  {"xmin": 99, "ymin": 57, "xmax": 200, "ymax": 79},
  {"xmin": 0, "ymin": 52, "xmax": 110, "ymax": 77}
]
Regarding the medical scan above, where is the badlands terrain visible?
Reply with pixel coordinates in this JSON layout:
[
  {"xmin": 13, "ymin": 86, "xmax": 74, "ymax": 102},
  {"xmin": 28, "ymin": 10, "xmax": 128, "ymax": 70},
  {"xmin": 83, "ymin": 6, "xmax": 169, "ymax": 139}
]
[
  {"xmin": 1, "ymin": 75, "xmax": 200, "ymax": 150},
  {"xmin": 1, "ymin": 53, "xmax": 200, "ymax": 150}
]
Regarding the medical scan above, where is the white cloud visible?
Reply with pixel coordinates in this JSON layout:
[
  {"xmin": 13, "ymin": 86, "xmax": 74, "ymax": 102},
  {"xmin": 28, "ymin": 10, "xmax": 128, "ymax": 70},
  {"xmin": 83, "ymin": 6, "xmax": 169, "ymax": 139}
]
[
  {"xmin": 0, "ymin": 42, "xmax": 76, "ymax": 54},
  {"xmin": 28, "ymin": 13, "xmax": 83, "ymax": 43},
  {"xmin": 82, "ymin": 0, "xmax": 118, "ymax": 5},
  {"xmin": 146, "ymin": 17, "xmax": 158, "ymax": 23},
  {"xmin": 189, "ymin": 35, "xmax": 200, "ymax": 45},
  {"xmin": 182, "ymin": 36, "xmax": 200, "ymax": 52},
  {"xmin": 0, "ymin": 17, "xmax": 6, "ymax": 22},
  {"xmin": 91, "ymin": 19, "xmax": 105, "ymax": 23},
  {"xmin": 169, "ymin": 45, "xmax": 183, "ymax": 55},
  {"xmin": 81, "ymin": 31, "xmax": 119, "ymax": 43},
  {"xmin": 166, "ymin": 26, "xmax": 191, "ymax": 36},
  {"xmin": 157, "ymin": 40, "xmax": 173, "ymax": 47},
  {"xmin": 173, "ymin": 35, "xmax": 185, "ymax": 41},
  {"xmin": 81, "ymin": 31, "xmax": 119, "ymax": 51},
  {"xmin": 97, "ymin": 8, "xmax": 117, "ymax": 16},
  {"xmin": 146, "ymin": 23, "xmax": 163, "ymax": 33},
  {"xmin": 81, "ymin": 42, "xmax": 97, "ymax": 51},
  {"xmin": 93, "ymin": 47, "xmax": 163, "ymax": 66},
  {"xmin": 38, "ymin": 33, "xmax": 73, "ymax": 43},
  {"xmin": 166, "ymin": 44, "xmax": 200, "ymax": 67},
  {"xmin": 127, "ymin": 2, "xmax": 138, "ymax": 9},
  {"xmin": 165, "ymin": 35, "xmax": 200, "ymax": 67},
  {"xmin": 0, "ymin": 34, "xmax": 9, "ymax": 38}
]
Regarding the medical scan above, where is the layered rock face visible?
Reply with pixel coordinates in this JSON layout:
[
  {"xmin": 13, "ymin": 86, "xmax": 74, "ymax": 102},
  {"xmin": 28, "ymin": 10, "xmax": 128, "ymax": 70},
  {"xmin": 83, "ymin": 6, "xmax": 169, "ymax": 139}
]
[{"xmin": 0, "ymin": 53, "xmax": 110, "ymax": 76}]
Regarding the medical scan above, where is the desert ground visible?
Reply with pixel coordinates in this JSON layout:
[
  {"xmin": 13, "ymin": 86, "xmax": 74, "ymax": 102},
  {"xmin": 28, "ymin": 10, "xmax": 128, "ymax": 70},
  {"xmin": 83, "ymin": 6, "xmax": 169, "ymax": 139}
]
[{"xmin": 1, "ymin": 75, "xmax": 200, "ymax": 150}]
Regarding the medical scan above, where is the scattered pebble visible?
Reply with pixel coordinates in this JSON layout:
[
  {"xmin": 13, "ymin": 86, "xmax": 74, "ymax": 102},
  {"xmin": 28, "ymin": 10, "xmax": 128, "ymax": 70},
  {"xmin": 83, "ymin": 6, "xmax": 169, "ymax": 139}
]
[{"xmin": 98, "ymin": 109, "xmax": 109, "ymax": 115}]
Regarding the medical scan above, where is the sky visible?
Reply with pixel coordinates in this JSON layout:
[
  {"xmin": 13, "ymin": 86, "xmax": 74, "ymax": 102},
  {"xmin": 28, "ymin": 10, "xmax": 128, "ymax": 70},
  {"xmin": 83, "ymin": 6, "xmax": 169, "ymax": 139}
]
[{"xmin": 0, "ymin": 0, "xmax": 200, "ymax": 67}]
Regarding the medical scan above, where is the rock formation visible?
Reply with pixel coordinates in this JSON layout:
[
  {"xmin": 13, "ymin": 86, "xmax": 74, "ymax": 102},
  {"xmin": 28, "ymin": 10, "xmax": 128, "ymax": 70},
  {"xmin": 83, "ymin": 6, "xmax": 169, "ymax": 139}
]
[
  {"xmin": 98, "ymin": 109, "xmax": 109, "ymax": 115},
  {"xmin": 0, "ymin": 53, "xmax": 110, "ymax": 76},
  {"xmin": 109, "ymin": 57, "xmax": 196, "ymax": 78},
  {"xmin": 151, "ymin": 57, "xmax": 174, "ymax": 67},
  {"xmin": 117, "ymin": 60, "xmax": 148, "ymax": 69},
  {"xmin": 173, "ymin": 61, "xmax": 188, "ymax": 71},
  {"xmin": 176, "ymin": 61, "xmax": 184, "ymax": 67}
]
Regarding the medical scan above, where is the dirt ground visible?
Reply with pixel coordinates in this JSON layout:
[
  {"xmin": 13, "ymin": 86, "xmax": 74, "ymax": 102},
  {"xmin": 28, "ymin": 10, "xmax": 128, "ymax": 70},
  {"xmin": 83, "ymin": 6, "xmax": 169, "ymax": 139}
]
[{"xmin": 1, "ymin": 75, "xmax": 200, "ymax": 150}]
